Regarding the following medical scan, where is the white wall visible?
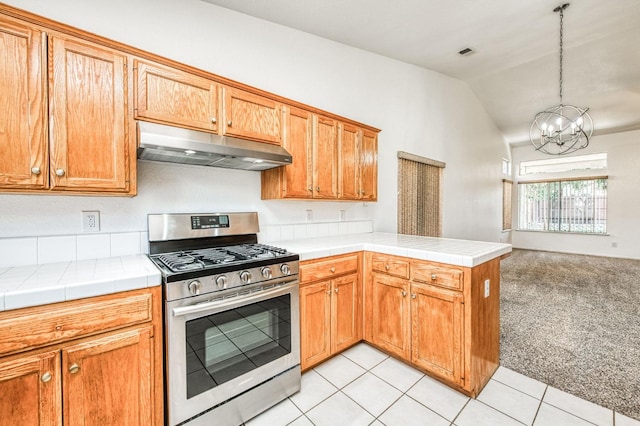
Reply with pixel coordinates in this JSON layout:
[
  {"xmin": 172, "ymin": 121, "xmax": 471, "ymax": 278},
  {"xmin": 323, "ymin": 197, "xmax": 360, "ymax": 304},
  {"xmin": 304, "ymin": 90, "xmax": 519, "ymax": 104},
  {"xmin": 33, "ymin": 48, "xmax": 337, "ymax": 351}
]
[
  {"xmin": 0, "ymin": 0, "xmax": 508, "ymax": 243},
  {"xmin": 511, "ymin": 130, "xmax": 640, "ymax": 259}
]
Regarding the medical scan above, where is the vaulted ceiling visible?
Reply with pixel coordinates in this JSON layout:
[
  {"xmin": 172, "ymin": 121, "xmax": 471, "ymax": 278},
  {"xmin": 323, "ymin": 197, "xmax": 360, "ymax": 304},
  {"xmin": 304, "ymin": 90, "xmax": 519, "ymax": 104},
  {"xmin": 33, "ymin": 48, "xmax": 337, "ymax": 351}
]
[{"xmin": 201, "ymin": 0, "xmax": 640, "ymax": 145}]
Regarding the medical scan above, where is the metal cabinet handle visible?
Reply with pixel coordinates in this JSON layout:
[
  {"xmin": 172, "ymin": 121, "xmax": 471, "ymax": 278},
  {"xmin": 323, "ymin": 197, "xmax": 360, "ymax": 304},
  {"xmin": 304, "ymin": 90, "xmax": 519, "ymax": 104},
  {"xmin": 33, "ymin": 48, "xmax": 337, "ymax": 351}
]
[
  {"xmin": 69, "ymin": 363, "xmax": 80, "ymax": 374},
  {"xmin": 401, "ymin": 290, "xmax": 407, "ymax": 297},
  {"xmin": 330, "ymin": 267, "xmax": 335, "ymax": 273},
  {"xmin": 307, "ymin": 186, "xmax": 313, "ymax": 192},
  {"xmin": 334, "ymin": 288, "xmax": 339, "ymax": 293},
  {"xmin": 41, "ymin": 372, "xmax": 52, "ymax": 383},
  {"xmin": 385, "ymin": 264, "xmax": 390, "ymax": 271},
  {"xmin": 316, "ymin": 186, "xmax": 320, "ymax": 191},
  {"xmin": 326, "ymin": 290, "xmax": 332, "ymax": 295},
  {"xmin": 431, "ymin": 274, "xmax": 437, "ymax": 280},
  {"xmin": 55, "ymin": 169, "xmax": 65, "ymax": 177},
  {"xmin": 227, "ymin": 120, "xmax": 232, "ymax": 127},
  {"xmin": 31, "ymin": 167, "xmax": 41, "ymax": 175},
  {"xmin": 211, "ymin": 117, "xmax": 217, "ymax": 124},
  {"xmin": 411, "ymin": 293, "xmax": 417, "ymax": 299}
]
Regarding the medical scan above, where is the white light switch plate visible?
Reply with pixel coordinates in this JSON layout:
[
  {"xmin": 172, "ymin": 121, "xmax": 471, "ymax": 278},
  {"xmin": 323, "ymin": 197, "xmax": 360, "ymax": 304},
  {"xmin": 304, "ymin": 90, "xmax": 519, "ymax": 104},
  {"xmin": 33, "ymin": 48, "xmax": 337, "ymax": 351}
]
[{"xmin": 484, "ymin": 279, "xmax": 490, "ymax": 298}]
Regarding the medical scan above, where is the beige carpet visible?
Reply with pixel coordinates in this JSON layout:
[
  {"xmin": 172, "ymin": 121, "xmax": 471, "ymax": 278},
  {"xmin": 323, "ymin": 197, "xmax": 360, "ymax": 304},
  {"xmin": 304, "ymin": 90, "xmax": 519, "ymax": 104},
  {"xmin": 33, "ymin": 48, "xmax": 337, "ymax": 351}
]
[{"xmin": 499, "ymin": 249, "xmax": 640, "ymax": 420}]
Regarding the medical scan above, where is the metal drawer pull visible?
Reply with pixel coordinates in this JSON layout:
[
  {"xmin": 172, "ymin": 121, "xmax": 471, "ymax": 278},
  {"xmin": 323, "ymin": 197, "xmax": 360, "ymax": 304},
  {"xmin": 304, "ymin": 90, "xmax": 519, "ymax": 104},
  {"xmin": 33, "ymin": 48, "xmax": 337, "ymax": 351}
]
[
  {"xmin": 227, "ymin": 120, "xmax": 233, "ymax": 126},
  {"xmin": 211, "ymin": 117, "xmax": 217, "ymax": 123},
  {"xmin": 41, "ymin": 372, "xmax": 52, "ymax": 383},
  {"xmin": 401, "ymin": 290, "xmax": 407, "ymax": 297},
  {"xmin": 385, "ymin": 264, "xmax": 390, "ymax": 270},
  {"xmin": 69, "ymin": 363, "xmax": 80, "ymax": 374},
  {"xmin": 31, "ymin": 167, "xmax": 41, "ymax": 175},
  {"xmin": 431, "ymin": 274, "xmax": 437, "ymax": 280},
  {"xmin": 330, "ymin": 267, "xmax": 335, "ymax": 273},
  {"xmin": 55, "ymin": 169, "xmax": 65, "ymax": 177}
]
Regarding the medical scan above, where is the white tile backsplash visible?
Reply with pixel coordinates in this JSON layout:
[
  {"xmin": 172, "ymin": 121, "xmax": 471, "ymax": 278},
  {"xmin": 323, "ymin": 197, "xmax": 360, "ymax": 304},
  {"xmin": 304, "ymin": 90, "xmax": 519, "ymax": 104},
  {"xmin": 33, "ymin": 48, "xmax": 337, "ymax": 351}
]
[
  {"xmin": 259, "ymin": 220, "xmax": 373, "ymax": 243},
  {"xmin": 111, "ymin": 232, "xmax": 142, "ymax": 257},
  {"xmin": 77, "ymin": 234, "xmax": 111, "ymax": 260},
  {"xmin": 0, "ymin": 237, "xmax": 38, "ymax": 268},
  {"xmin": 38, "ymin": 236, "xmax": 77, "ymax": 264}
]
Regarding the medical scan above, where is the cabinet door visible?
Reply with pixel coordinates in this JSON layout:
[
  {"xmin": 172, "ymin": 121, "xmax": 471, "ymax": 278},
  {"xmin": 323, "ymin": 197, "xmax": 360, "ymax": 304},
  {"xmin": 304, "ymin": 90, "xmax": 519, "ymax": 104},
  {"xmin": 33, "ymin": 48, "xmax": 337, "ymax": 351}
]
[
  {"xmin": 337, "ymin": 123, "xmax": 359, "ymax": 200},
  {"xmin": 135, "ymin": 60, "xmax": 218, "ymax": 132},
  {"xmin": 331, "ymin": 273, "xmax": 361, "ymax": 353},
  {"xmin": 0, "ymin": 350, "xmax": 61, "ymax": 425},
  {"xmin": 62, "ymin": 327, "xmax": 154, "ymax": 426},
  {"xmin": 49, "ymin": 36, "xmax": 129, "ymax": 192},
  {"xmin": 300, "ymin": 281, "xmax": 331, "ymax": 370},
  {"xmin": 0, "ymin": 17, "xmax": 48, "ymax": 190},
  {"xmin": 411, "ymin": 283, "xmax": 464, "ymax": 385},
  {"xmin": 370, "ymin": 273, "xmax": 410, "ymax": 359},
  {"xmin": 313, "ymin": 115, "xmax": 337, "ymax": 199},
  {"xmin": 222, "ymin": 86, "xmax": 282, "ymax": 144},
  {"xmin": 360, "ymin": 130, "xmax": 378, "ymax": 201},
  {"xmin": 282, "ymin": 106, "xmax": 313, "ymax": 198}
]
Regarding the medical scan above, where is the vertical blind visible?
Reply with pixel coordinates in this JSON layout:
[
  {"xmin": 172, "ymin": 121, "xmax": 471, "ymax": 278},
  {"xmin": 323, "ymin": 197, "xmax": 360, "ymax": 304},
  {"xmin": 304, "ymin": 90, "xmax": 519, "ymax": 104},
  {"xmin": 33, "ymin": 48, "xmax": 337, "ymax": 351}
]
[
  {"xmin": 397, "ymin": 152, "xmax": 445, "ymax": 237},
  {"xmin": 503, "ymin": 179, "xmax": 513, "ymax": 231}
]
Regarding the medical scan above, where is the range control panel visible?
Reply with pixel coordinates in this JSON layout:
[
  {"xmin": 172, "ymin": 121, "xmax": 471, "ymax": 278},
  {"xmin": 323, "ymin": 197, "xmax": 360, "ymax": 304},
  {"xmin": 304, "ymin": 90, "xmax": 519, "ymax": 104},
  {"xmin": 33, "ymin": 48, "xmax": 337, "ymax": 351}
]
[{"xmin": 191, "ymin": 215, "xmax": 230, "ymax": 230}]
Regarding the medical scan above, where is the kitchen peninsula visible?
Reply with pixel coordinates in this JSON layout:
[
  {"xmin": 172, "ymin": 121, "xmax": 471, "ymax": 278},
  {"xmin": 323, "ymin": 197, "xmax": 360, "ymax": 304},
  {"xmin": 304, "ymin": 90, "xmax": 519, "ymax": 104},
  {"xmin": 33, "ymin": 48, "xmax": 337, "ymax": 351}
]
[{"xmin": 277, "ymin": 232, "xmax": 511, "ymax": 398}]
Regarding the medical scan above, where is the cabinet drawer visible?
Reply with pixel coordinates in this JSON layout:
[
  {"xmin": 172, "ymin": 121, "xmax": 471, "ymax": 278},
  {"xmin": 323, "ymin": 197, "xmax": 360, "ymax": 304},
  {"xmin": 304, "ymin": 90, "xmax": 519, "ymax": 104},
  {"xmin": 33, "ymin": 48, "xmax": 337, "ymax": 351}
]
[
  {"xmin": 301, "ymin": 254, "xmax": 359, "ymax": 283},
  {"xmin": 412, "ymin": 263, "xmax": 463, "ymax": 290},
  {"xmin": 0, "ymin": 291, "xmax": 154, "ymax": 356},
  {"xmin": 371, "ymin": 255, "xmax": 410, "ymax": 279}
]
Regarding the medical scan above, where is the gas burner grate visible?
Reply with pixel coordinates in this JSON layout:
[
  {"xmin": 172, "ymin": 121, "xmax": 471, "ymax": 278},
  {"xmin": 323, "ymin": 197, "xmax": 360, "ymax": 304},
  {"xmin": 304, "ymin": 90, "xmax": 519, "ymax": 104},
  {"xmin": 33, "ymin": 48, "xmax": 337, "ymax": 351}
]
[{"xmin": 157, "ymin": 252, "xmax": 203, "ymax": 272}]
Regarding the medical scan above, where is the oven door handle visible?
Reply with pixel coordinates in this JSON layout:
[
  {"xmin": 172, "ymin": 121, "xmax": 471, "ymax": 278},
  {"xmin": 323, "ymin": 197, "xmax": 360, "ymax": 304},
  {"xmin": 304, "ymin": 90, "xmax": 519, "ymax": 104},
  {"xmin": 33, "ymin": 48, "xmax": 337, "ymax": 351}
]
[{"xmin": 171, "ymin": 281, "xmax": 297, "ymax": 318}]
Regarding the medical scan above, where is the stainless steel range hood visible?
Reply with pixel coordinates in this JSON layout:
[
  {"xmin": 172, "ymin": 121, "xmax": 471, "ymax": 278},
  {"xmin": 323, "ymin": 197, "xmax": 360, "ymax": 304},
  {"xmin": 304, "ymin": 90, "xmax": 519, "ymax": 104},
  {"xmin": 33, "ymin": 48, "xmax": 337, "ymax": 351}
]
[{"xmin": 137, "ymin": 121, "xmax": 292, "ymax": 171}]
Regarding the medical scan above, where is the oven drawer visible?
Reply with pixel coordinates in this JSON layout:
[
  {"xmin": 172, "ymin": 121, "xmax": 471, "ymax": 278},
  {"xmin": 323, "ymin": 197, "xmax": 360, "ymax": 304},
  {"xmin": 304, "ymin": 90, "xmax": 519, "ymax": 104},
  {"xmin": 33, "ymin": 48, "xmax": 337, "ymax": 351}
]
[
  {"xmin": 0, "ymin": 290, "xmax": 154, "ymax": 356},
  {"xmin": 300, "ymin": 253, "xmax": 359, "ymax": 283}
]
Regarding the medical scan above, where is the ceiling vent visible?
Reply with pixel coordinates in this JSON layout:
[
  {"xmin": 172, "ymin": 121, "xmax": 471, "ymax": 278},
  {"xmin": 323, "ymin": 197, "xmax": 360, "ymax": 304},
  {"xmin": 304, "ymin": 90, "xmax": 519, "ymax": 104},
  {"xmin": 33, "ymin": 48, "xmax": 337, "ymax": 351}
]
[{"xmin": 458, "ymin": 47, "xmax": 474, "ymax": 56}]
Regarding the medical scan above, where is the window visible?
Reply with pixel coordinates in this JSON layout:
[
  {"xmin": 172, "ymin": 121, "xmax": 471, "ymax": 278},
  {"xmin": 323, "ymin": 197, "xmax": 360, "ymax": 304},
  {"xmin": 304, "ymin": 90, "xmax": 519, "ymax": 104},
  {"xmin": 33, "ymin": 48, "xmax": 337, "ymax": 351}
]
[
  {"xmin": 518, "ymin": 177, "xmax": 607, "ymax": 234},
  {"xmin": 397, "ymin": 151, "xmax": 445, "ymax": 237},
  {"xmin": 502, "ymin": 179, "xmax": 512, "ymax": 231},
  {"xmin": 502, "ymin": 158, "xmax": 512, "ymax": 176},
  {"xmin": 519, "ymin": 153, "xmax": 607, "ymax": 175}
]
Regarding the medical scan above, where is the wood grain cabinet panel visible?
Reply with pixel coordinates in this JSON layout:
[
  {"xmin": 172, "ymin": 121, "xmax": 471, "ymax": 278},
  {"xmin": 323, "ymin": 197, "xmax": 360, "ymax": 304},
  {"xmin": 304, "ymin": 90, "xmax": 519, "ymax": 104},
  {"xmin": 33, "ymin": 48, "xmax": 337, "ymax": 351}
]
[
  {"xmin": 62, "ymin": 327, "xmax": 154, "ymax": 426},
  {"xmin": 411, "ymin": 283, "xmax": 464, "ymax": 385},
  {"xmin": 135, "ymin": 60, "xmax": 218, "ymax": 132},
  {"xmin": 412, "ymin": 262, "xmax": 463, "ymax": 291},
  {"xmin": 48, "ymin": 35, "xmax": 130, "ymax": 193},
  {"xmin": 0, "ymin": 16, "xmax": 47, "ymax": 190},
  {"xmin": 222, "ymin": 86, "xmax": 282, "ymax": 144},
  {"xmin": 359, "ymin": 130, "xmax": 378, "ymax": 201},
  {"xmin": 312, "ymin": 115, "xmax": 338, "ymax": 199},
  {"xmin": 300, "ymin": 254, "xmax": 362, "ymax": 370},
  {"xmin": 370, "ymin": 272, "xmax": 411, "ymax": 360},
  {"xmin": 338, "ymin": 122, "xmax": 359, "ymax": 200},
  {"xmin": 0, "ymin": 350, "xmax": 61, "ymax": 425}
]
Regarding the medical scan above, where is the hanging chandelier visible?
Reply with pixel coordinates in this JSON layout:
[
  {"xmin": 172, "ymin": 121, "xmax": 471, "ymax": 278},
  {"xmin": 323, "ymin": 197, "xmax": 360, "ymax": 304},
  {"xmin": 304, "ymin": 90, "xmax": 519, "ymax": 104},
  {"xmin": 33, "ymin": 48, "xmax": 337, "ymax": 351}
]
[{"xmin": 530, "ymin": 3, "xmax": 593, "ymax": 155}]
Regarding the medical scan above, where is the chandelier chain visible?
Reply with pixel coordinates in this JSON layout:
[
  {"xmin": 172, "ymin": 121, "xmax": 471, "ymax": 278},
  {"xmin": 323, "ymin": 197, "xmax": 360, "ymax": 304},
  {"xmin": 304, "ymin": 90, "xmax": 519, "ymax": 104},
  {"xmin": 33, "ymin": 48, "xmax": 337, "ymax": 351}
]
[{"xmin": 559, "ymin": 7, "xmax": 564, "ymax": 104}]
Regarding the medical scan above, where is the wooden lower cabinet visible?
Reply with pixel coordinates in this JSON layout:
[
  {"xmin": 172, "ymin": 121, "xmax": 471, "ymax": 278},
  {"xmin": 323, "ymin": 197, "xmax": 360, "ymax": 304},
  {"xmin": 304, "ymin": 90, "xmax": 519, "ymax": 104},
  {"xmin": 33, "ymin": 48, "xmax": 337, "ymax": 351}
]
[
  {"xmin": 0, "ymin": 287, "xmax": 163, "ymax": 425},
  {"xmin": 299, "ymin": 254, "xmax": 362, "ymax": 370},
  {"xmin": 411, "ymin": 283, "xmax": 464, "ymax": 386},
  {"xmin": 370, "ymin": 273, "xmax": 410, "ymax": 360}
]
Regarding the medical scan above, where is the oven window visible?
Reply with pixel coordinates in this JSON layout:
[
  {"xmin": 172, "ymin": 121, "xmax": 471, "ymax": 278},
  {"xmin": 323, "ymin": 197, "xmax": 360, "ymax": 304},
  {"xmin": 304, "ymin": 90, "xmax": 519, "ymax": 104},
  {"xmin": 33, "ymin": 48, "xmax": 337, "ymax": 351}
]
[{"xmin": 185, "ymin": 294, "xmax": 291, "ymax": 399}]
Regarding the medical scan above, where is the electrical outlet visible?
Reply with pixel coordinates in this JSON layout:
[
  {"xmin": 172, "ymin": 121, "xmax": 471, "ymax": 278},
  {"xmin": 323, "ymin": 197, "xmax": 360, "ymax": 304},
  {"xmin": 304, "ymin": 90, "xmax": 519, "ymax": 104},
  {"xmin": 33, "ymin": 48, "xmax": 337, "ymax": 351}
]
[
  {"xmin": 305, "ymin": 210, "xmax": 313, "ymax": 223},
  {"xmin": 339, "ymin": 210, "xmax": 346, "ymax": 221},
  {"xmin": 82, "ymin": 211, "xmax": 100, "ymax": 233},
  {"xmin": 611, "ymin": 242, "xmax": 618, "ymax": 248},
  {"xmin": 484, "ymin": 279, "xmax": 490, "ymax": 298}
]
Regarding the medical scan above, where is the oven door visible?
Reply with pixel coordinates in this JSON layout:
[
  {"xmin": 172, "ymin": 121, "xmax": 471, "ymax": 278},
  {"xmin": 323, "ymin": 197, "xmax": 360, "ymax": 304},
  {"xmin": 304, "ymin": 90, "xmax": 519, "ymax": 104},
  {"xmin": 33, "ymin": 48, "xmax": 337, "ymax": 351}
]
[{"xmin": 166, "ymin": 278, "xmax": 300, "ymax": 425}]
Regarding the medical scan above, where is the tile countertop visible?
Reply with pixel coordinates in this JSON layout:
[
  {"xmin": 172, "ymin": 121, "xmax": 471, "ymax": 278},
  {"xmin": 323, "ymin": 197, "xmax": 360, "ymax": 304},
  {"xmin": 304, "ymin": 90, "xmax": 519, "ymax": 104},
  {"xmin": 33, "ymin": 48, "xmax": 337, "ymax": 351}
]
[
  {"xmin": 0, "ymin": 255, "xmax": 161, "ymax": 312},
  {"xmin": 272, "ymin": 232, "xmax": 512, "ymax": 267}
]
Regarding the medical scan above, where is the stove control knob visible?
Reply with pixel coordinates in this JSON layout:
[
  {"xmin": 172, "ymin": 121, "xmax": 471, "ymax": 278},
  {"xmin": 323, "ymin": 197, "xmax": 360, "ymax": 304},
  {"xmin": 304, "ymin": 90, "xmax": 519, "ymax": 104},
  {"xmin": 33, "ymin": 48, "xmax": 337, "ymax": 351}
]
[
  {"xmin": 240, "ymin": 270, "xmax": 252, "ymax": 284},
  {"xmin": 280, "ymin": 264, "xmax": 291, "ymax": 276},
  {"xmin": 261, "ymin": 267, "xmax": 272, "ymax": 279},
  {"xmin": 215, "ymin": 275, "xmax": 228, "ymax": 289},
  {"xmin": 188, "ymin": 280, "xmax": 202, "ymax": 296}
]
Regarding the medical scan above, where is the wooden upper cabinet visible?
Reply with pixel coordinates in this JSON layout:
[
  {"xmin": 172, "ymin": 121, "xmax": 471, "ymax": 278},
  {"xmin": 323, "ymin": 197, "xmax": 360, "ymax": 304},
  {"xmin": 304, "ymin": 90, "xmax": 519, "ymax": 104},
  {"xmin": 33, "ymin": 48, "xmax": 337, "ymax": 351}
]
[
  {"xmin": 0, "ymin": 350, "xmax": 61, "ymax": 425},
  {"xmin": 313, "ymin": 115, "xmax": 338, "ymax": 199},
  {"xmin": 338, "ymin": 123, "xmax": 359, "ymax": 200},
  {"xmin": 282, "ymin": 106, "xmax": 313, "ymax": 198},
  {"xmin": 48, "ymin": 35, "xmax": 130, "ymax": 193},
  {"xmin": 0, "ymin": 16, "xmax": 47, "ymax": 190},
  {"xmin": 62, "ymin": 327, "xmax": 154, "ymax": 425},
  {"xmin": 134, "ymin": 60, "xmax": 218, "ymax": 132},
  {"xmin": 360, "ymin": 130, "xmax": 378, "ymax": 201},
  {"xmin": 222, "ymin": 86, "xmax": 282, "ymax": 144}
]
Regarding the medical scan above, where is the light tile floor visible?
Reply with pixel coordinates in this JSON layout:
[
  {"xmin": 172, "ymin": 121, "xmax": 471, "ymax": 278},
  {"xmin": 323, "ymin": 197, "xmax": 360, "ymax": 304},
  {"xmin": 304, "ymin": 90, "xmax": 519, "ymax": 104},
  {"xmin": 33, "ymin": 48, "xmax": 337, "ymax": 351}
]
[{"xmin": 246, "ymin": 343, "xmax": 640, "ymax": 426}]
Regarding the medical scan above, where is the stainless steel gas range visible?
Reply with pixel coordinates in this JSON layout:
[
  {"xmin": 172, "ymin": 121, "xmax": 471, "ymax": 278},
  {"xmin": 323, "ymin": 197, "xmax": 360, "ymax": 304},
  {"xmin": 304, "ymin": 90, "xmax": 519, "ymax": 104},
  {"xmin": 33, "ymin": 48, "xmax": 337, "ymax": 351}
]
[{"xmin": 147, "ymin": 212, "xmax": 300, "ymax": 426}]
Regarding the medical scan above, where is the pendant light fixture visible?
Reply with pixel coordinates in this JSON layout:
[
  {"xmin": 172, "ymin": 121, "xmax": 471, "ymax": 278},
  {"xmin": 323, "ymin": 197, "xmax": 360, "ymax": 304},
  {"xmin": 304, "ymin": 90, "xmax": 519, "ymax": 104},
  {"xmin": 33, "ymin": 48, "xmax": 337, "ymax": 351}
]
[{"xmin": 530, "ymin": 3, "xmax": 593, "ymax": 155}]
